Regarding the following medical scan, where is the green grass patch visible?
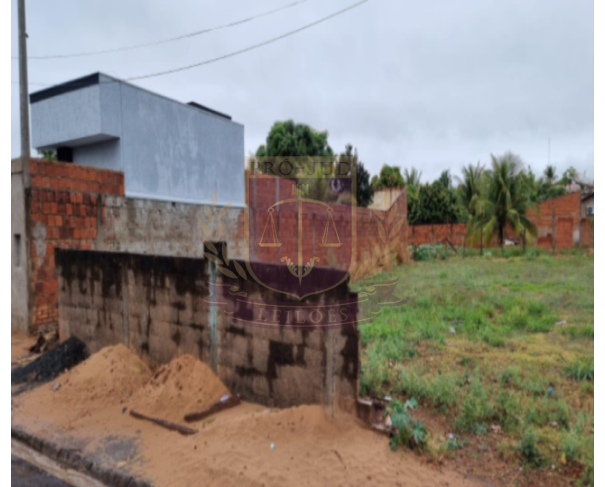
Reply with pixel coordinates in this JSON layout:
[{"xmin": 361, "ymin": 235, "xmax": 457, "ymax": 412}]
[{"xmin": 356, "ymin": 252, "xmax": 593, "ymax": 483}]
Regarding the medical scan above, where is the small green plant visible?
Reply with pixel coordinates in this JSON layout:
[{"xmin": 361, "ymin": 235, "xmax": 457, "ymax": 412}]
[
  {"xmin": 517, "ymin": 430, "xmax": 542, "ymax": 467},
  {"xmin": 471, "ymin": 422, "xmax": 488, "ymax": 435},
  {"xmin": 564, "ymin": 359, "xmax": 594, "ymax": 382},
  {"xmin": 455, "ymin": 377, "xmax": 493, "ymax": 432},
  {"xmin": 446, "ymin": 434, "xmax": 467, "ymax": 450},
  {"xmin": 412, "ymin": 244, "xmax": 449, "ymax": 262},
  {"xmin": 386, "ymin": 398, "xmax": 428, "ymax": 451}
]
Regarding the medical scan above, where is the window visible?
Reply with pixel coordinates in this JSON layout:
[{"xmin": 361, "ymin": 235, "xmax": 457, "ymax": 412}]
[
  {"xmin": 587, "ymin": 205, "xmax": 594, "ymax": 216},
  {"xmin": 13, "ymin": 234, "xmax": 21, "ymax": 268}
]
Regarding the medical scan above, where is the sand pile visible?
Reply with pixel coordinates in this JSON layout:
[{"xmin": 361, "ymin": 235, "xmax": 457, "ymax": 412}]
[
  {"xmin": 128, "ymin": 355, "xmax": 230, "ymax": 423},
  {"xmin": 59, "ymin": 344, "xmax": 151, "ymax": 406},
  {"xmin": 19, "ymin": 344, "xmax": 151, "ymax": 414}
]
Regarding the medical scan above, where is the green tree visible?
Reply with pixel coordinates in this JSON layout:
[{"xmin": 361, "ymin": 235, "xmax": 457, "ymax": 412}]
[
  {"xmin": 408, "ymin": 181, "xmax": 464, "ymax": 225},
  {"xmin": 253, "ymin": 120, "xmax": 336, "ymax": 200},
  {"xmin": 469, "ymin": 152, "xmax": 537, "ymax": 247},
  {"xmin": 436, "ymin": 169, "xmax": 453, "ymax": 189},
  {"xmin": 340, "ymin": 144, "xmax": 374, "ymax": 208},
  {"xmin": 255, "ymin": 120, "xmax": 334, "ymax": 158},
  {"xmin": 560, "ymin": 167, "xmax": 579, "ymax": 187},
  {"xmin": 371, "ymin": 165, "xmax": 405, "ymax": 189}
]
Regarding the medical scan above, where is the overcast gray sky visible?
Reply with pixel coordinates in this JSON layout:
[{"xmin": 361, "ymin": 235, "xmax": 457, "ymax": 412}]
[{"xmin": 11, "ymin": 0, "xmax": 594, "ymax": 183}]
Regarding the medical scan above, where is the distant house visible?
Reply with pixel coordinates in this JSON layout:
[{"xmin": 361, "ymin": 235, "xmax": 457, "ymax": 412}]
[
  {"xmin": 582, "ymin": 192, "xmax": 594, "ymax": 218},
  {"xmin": 369, "ymin": 187, "xmax": 405, "ymax": 211},
  {"xmin": 30, "ymin": 73, "xmax": 245, "ymax": 206}
]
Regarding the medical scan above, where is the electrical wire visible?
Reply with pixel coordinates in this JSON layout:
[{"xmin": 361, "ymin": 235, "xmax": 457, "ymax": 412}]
[
  {"xmin": 12, "ymin": 0, "xmax": 311, "ymax": 60},
  {"xmin": 12, "ymin": 0, "xmax": 368, "ymax": 86}
]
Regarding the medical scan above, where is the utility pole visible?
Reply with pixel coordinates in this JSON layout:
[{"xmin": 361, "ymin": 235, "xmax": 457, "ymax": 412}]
[{"xmin": 18, "ymin": 0, "xmax": 31, "ymax": 182}]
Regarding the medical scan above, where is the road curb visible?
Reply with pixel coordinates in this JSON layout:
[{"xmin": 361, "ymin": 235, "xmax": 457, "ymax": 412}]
[{"xmin": 11, "ymin": 425, "xmax": 153, "ymax": 487}]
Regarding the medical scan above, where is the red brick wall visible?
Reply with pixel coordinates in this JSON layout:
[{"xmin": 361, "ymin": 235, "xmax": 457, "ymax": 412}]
[
  {"xmin": 246, "ymin": 175, "xmax": 408, "ymax": 270},
  {"xmin": 409, "ymin": 223, "xmax": 466, "ymax": 247},
  {"xmin": 27, "ymin": 160, "xmax": 124, "ymax": 331},
  {"xmin": 581, "ymin": 219, "xmax": 594, "ymax": 248}
]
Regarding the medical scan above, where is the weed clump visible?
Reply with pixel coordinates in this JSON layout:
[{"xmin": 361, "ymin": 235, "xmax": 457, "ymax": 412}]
[
  {"xmin": 517, "ymin": 430, "xmax": 542, "ymax": 467},
  {"xmin": 386, "ymin": 398, "xmax": 427, "ymax": 451}
]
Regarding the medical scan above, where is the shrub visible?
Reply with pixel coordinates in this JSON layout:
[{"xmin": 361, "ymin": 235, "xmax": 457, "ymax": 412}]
[
  {"xmin": 455, "ymin": 378, "xmax": 493, "ymax": 432},
  {"xmin": 412, "ymin": 244, "xmax": 449, "ymax": 262},
  {"xmin": 518, "ymin": 430, "xmax": 542, "ymax": 467},
  {"xmin": 386, "ymin": 398, "xmax": 427, "ymax": 451}
]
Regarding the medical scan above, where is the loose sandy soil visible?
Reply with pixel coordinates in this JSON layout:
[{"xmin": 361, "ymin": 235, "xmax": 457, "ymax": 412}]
[
  {"xmin": 128, "ymin": 355, "xmax": 229, "ymax": 423},
  {"xmin": 11, "ymin": 333, "xmax": 37, "ymax": 366},
  {"xmin": 12, "ymin": 345, "xmax": 484, "ymax": 487}
]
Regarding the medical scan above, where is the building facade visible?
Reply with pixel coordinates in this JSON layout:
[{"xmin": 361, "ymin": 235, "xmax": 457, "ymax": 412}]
[{"xmin": 30, "ymin": 73, "xmax": 245, "ymax": 206}]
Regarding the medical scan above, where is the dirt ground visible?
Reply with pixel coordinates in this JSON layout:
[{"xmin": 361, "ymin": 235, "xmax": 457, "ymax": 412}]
[
  {"xmin": 11, "ymin": 333, "xmax": 38, "ymax": 366},
  {"xmin": 11, "ymin": 343, "xmax": 485, "ymax": 487}
]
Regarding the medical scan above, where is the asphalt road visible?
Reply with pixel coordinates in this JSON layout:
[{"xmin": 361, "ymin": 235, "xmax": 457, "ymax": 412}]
[{"xmin": 11, "ymin": 455, "xmax": 71, "ymax": 487}]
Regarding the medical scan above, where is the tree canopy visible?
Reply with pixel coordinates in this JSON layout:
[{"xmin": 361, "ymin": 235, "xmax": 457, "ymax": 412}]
[
  {"xmin": 371, "ymin": 165, "xmax": 405, "ymax": 189},
  {"xmin": 340, "ymin": 144, "xmax": 374, "ymax": 208},
  {"xmin": 256, "ymin": 120, "xmax": 334, "ymax": 158},
  {"xmin": 408, "ymin": 180, "xmax": 464, "ymax": 225}
]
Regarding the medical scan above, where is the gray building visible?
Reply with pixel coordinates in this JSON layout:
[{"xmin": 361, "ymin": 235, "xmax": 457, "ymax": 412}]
[{"xmin": 30, "ymin": 73, "xmax": 245, "ymax": 206}]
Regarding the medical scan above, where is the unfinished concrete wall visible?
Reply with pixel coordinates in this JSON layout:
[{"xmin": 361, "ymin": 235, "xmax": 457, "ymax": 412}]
[
  {"xmin": 11, "ymin": 160, "xmax": 29, "ymax": 333},
  {"xmin": 26, "ymin": 159, "xmax": 409, "ymax": 332},
  {"xmin": 56, "ymin": 249, "xmax": 359, "ymax": 412}
]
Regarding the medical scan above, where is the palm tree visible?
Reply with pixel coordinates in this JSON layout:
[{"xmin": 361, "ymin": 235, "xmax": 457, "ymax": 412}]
[
  {"xmin": 403, "ymin": 167, "xmax": 422, "ymax": 199},
  {"xmin": 543, "ymin": 165, "xmax": 557, "ymax": 186},
  {"xmin": 456, "ymin": 162, "xmax": 484, "ymax": 215},
  {"xmin": 469, "ymin": 152, "xmax": 537, "ymax": 247},
  {"xmin": 403, "ymin": 167, "xmax": 422, "ymax": 187}
]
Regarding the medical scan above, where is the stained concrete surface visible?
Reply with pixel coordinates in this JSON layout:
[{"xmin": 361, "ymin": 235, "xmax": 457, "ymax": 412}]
[{"xmin": 12, "ymin": 455, "xmax": 72, "ymax": 487}]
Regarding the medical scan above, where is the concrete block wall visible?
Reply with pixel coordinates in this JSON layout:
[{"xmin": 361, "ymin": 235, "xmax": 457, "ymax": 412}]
[{"xmin": 56, "ymin": 249, "xmax": 359, "ymax": 411}]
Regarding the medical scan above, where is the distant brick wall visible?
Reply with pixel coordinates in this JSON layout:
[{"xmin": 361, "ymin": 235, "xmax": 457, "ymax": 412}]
[
  {"xmin": 523, "ymin": 193, "xmax": 581, "ymax": 249},
  {"xmin": 408, "ymin": 194, "xmax": 593, "ymax": 250},
  {"xmin": 409, "ymin": 223, "xmax": 467, "ymax": 247},
  {"xmin": 27, "ymin": 160, "xmax": 124, "ymax": 331},
  {"xmin": 56, "ymin": 249, "xmax": 359, "ymax": 411}
]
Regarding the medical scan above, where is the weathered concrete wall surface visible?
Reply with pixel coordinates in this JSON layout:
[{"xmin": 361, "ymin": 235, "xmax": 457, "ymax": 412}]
[
  {"xmin": 25, "ymin": 159, "xmax": 409, "ymax": 332},
  {"xmin": 56, "ymin": 249, "xmax": 359, "ymax": 411},
  {"xmin": 11, "ymin": 160, "xmax": 29, "ymax": 333}
]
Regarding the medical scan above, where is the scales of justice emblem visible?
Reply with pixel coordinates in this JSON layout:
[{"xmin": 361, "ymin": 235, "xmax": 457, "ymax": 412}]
[{"xmin": 245, "ymin": 163, "xmax": 355, "ymax": 300}]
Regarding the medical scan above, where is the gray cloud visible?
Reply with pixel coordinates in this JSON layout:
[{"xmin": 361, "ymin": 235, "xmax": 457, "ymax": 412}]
[{"xmin": 11, "ymin": 0, "xmax": 593, "ymax": 182}]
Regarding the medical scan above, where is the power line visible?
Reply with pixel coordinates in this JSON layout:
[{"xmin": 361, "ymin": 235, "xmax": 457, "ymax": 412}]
[
  {"xmin": 126, "ymin": 0, "xmax": 368, "ymax": 81},
  {"xmin": 12, "ymin": 0, "xmax": 368, "ymax": 86},
  {"xmin": 12, "ymin": 0, "xmax": 311, "ymax": 60}
]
